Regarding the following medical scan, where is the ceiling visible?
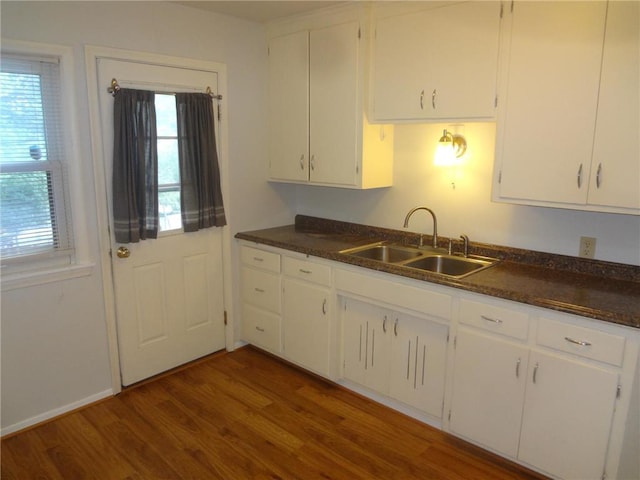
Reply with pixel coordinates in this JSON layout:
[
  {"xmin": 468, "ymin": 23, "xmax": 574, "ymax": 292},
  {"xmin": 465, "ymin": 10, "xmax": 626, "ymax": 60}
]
[{"xmin": 176, "ymin": 1, "xmax": 346, "ymax": 23}]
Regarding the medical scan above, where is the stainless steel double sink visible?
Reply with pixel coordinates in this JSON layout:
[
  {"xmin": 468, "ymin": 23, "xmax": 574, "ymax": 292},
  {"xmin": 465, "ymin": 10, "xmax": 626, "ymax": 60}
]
[{"xmin": 339, "ymin": 242, "xmax": 498, "ymax": 279}]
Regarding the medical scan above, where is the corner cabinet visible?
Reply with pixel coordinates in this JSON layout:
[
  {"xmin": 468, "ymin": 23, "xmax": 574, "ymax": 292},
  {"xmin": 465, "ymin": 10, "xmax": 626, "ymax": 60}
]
[
  {"xmin": 370, "ymin": 1, "xmax": 502, "ymax": 122},
  {"xmin": 267, "ymin": 10, "xmax": 394, "ymax": 189},
  {"xmin": 494, "ymin": 1, "xmax": 640, "ymax": 215}
]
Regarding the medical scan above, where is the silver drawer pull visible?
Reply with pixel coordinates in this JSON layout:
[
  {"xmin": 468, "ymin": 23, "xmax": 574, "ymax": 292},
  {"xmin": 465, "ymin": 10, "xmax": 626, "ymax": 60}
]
[
  {"xmin": 533, "ymin": 362, "xmax": 539, "ymax": 384},
  {"xmin": 299, "ymin": 268, "xmax": 312, "ymax": 274},
  {"xmin": 255, "ymin": 326, "xmax": 265, "ymax": 332},
  {"xmin": 516, "ymin": 358, "xmax": 521, "ymax": 379},
  {"xmin": 253, "ymin": 257, "xmax": 264, "ymax": 262},
  {"xmin": 481, "ymin": 315, "xmax": 503, "ymax": 324},
  {"xmin": 564, "ymin": 336, "xmax": 592, "ymax": 347},
  {"xmin": 254, "ymin": 287, "xmax": 265, "ymax": 293}
]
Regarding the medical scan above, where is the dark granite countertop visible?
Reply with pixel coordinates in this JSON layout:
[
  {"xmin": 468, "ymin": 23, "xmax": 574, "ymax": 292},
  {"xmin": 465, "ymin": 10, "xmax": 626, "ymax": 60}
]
[{"xmin": 235, "ymin": 215, "xmax": 640, "ymax": 330}]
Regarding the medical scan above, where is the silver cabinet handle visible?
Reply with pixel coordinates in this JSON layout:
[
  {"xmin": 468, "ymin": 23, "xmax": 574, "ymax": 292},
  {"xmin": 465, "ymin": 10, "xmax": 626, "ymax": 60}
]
[
  {"xmin": 394, "ymin": 318, "xmax": 399, "ymax": 336},
  {"xmin": 596, "ymin": 163, "xmax": 602, "ymax": 189},
  {"xmin": 358, "ymin": 324, "xmax": 363, "ymax": 362},
  {"xmin": 299, "ymin": 154, "xmax": 305, "ymax": 170},
  {"xmin": 577, "ymin": 163, "xmax": 583, "ymax": 188},
  {"xmin": 310, "ymin": 154, "xmax": 316, "ymax": 171},
  {"xmin": 516, "ymin": 358, "xmax": 521, "ymax": 378},
  {"xmin": 533, "ymin": 362, "xmax": 539, "ymax": 384},
  {"xmin": 254, "ymin": 287, "xmax": 265, "ymax": 293},
  {"xmin": 406, "ymin": 339, "xmax": 411, "ymax": 380},
  {"xmin": 481, "ymin": 315, "xmax": 503, "ymax": 324},
  {"xmin": 322, "ymin": 299, "xmax": 327, "ymax": 315},
  {"xmin": 383, "ymin": 315, "xmax": 387, "ymax": 333},
  {"xmin": 255, "ymin": 326, "xmax": 265, "ymax": 332},
  {"xmin": 432, "ymin": 89, "xmax": 437, "ymax": 109},
  {"xmin": 565, "ymin": 336, "xmax": 592, "ymax": 347},
  {"xmin": 299, "ymin": 268, "xmax": 312, "ymax": 274},
  {"xmin": 420, "ymin": 89, "xmax": 425, "ymax": 110},
  {"xmin": 421, "ymin": 344, "xmax": 426, "ymax": 386},
  {"xmin": 252, "ymin": 256, "xmax": 264, "ymax": 262}
]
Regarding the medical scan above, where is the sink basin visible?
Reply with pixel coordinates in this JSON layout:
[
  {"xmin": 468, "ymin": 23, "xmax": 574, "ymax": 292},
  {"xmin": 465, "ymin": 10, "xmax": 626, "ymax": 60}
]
[
  {"xmin": 341, "ymin": 242, "xmax": 498, "ymax": 278},
  {"xmin": 403, "ymin": 255, "xmax": 495, "ymax": 278},
  {"xmin": 340, "ymin": 243, "xmax": 424, "ymax": 263}
]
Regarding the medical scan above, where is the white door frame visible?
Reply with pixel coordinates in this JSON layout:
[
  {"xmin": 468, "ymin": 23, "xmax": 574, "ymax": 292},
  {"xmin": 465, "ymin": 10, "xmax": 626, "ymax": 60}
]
[{"xmin": 85, "ymin": 46, "xmax": 234, "ymax": 394}]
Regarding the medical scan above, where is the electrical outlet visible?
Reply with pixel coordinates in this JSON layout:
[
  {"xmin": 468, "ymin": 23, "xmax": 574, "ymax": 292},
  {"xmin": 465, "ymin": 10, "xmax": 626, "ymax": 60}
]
[{"xmin": 579, "ymin": 236, "xmax": 596, "ymax": 259}]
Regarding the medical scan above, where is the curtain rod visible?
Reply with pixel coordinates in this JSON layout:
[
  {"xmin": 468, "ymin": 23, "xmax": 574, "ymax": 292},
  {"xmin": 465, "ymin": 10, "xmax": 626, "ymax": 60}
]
[{"xmin": 107, "ymin": 78, "xmax": 222, "ymax": 100}]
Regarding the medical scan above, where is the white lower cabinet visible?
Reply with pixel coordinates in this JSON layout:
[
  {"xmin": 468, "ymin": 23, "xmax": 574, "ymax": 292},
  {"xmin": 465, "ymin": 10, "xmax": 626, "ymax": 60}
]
[
  {"xmin": 448, "ymin": 295, "xmax": 633, "ymax": 480},
  {"xmin": 389, "ymin": 312, "xmax": 448, "ymax": 417},
  {"xmin": 449, "ymin": 328, "xmax": 529, "ymax": 458},
  {"xmin": 342, "ymin": 296, "xmax": 448, "ymax": 418},
  {"xmin": 240, "ymin": 246, "xmax": 282, "ymax": 354},
  {"xmin": 518, "ymin": 350, "xmax": 618, "ymax": 480},
  {"xmin": 282, "ymin": 255, "xmax": 333, "ymax": 377}
]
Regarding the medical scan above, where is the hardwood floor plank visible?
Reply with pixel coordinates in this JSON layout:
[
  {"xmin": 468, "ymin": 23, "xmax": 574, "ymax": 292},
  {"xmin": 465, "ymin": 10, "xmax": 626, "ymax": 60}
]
[{"xmin": 2, "ymin": 346, "xmax": 548, "ymax": 479}]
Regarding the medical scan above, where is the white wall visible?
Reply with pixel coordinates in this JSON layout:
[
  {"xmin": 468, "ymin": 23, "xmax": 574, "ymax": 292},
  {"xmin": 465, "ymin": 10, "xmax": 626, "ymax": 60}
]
[
  {"xmin": 0, "ymin": 1, "xmax": 294, "ymax": 434},
  {"xmin": 296, "ymin": 122, "xmax": 640, "ymax": 266}
]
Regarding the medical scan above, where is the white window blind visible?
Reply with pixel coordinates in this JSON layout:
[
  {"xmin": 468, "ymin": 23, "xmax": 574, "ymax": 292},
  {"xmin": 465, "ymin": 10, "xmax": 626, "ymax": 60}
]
[{"xmin": 0, "ymin": 55, "xmax": 74, "ymax": 263}]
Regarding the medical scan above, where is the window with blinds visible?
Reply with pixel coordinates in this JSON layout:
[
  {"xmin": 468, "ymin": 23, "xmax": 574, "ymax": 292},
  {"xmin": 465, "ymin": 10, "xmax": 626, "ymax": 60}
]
[{"xmin": 0, "ymin": 55, "xmax": 74, "ymax": 263}]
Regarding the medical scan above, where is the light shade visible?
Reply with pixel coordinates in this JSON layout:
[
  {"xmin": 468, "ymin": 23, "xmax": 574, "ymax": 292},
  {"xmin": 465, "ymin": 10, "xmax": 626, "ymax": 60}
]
[{"xmin": 434, "ymin": 129, "xmax": 467, "ymax": 166}]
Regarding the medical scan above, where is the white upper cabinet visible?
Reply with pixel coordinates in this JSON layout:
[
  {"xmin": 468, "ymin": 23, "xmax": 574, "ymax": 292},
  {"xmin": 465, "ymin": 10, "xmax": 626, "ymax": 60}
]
[
  {"xmin": 267, "ymin": 31, "xmax": 309, "ymax": 183},
  {"xmin": 267, "ymin": 8, "xmax": 394, "ymax": 189},
  {"xmin": 494, "ymin": 1, "xmax": 640, "ymax": 215},
  {"xmin": 588, "ymin": 1, "xmax": 640, "ymax": 211},
  {"xmin": 371, "ymin": 2, "xmax": 502, "ymax": 122}
]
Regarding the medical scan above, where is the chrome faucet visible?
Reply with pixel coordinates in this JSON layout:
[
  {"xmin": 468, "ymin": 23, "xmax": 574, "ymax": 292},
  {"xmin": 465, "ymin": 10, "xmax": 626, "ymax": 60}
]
[
  {"xmin": 403, "ymin": 206, "xmax": 438, "ymax": 249},
  {"xmin": 460, "ymin": 234, "xmax": 470, "ymax": 257}
]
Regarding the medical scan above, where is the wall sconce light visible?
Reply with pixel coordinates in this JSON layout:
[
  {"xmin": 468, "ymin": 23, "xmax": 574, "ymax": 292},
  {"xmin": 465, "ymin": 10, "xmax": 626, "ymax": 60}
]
[{"xmin": 434, "ymin": 129, "xmax": 467, "ymax": 166}]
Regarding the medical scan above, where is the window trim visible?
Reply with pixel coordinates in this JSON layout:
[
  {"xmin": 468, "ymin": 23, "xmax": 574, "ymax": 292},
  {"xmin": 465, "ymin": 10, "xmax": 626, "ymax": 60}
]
[{"xmin": 1, "ymin": 39, "xmax": 93, "ymax": 287}]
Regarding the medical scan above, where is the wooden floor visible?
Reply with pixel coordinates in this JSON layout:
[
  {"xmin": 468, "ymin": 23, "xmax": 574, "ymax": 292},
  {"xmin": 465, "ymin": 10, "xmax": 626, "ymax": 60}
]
[{"xmin": 1, "ymin": 346, "xmax": 548, "ymax": 479}]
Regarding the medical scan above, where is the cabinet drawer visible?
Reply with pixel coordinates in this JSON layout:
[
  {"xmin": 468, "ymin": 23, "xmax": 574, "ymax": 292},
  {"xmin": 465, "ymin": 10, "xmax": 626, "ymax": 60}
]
[
  {"xmin": 240, "ymin": 245, "xmax": 280, "ymax": 273},
  {"xmin": 459, "ymin": 299, "xmax": 530, "ymax": 340},
  {"xmin": 283, "ymin": 256, "xmax": 332, "ymax": 286},
  {"xmin": 242, "ymin": 304, "xmax": 281, "ymax": 353},
  {"xmin": 537, "ymin": 317, "xmax": 625, "ymax": 366},
  {"xmin": 241, "ymin": 267, "xmax": 281, "ymax": 314}
]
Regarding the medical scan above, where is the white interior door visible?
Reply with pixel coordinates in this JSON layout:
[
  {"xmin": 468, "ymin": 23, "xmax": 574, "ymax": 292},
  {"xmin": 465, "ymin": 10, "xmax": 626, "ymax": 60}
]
[{"xmin": 96, "ymin": 58, "xmax": 226, "ymax": 386}]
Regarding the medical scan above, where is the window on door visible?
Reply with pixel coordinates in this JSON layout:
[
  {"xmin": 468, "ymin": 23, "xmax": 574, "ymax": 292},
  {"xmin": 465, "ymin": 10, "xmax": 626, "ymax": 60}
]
[{"xmin": 155, "ymin": 93, "xmax": 181, "ymax": 232}]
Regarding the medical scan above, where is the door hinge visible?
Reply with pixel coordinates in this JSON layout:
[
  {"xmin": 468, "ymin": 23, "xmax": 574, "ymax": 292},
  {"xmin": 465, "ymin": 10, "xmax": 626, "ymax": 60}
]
[
  {"xmin": 616, "ymin": 384, "xmax": 622, "ymax": 399},
  {"xmin": 223, "ymin": 310, "xmax": 228, "ymax": 326},
  {"xmin": 498, "ymin": 170, "xmax": 502, "ymax": 184},
  {"xmin": 511, "ymin": 0, "xmax": 514, "ymax": 13},
  {"xmin": 494, "ymin": 94, "xmax": 498, "ymax": 108},
  {"xmin": 358, "ymin": 27, "xmax": 361, "ymax": 39},
  {"xmin": 500, "ymin": 2, "xmax": 504, "ymax": 18},
  {"xmin": 448, "ymin": 410, "xmax": 452, "ymax": 421},
  {"xmin": 108, "ymin": 249, "xmax": 112, "ymax": 258}
]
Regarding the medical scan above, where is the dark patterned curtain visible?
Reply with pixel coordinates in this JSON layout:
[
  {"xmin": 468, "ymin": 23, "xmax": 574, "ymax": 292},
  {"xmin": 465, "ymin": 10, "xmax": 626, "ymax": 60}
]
[
  {"xmin": 112, "ymin": 88, "xmax": 158, "ymax": 243},
  {"xmin": 175, "ymin": 93, "xmax": 226, "ymax": 232}
]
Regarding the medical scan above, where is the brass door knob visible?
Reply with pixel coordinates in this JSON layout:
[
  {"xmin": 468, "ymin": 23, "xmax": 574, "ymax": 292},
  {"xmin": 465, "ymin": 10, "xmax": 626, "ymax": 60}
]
[{"xmin": 116, "ymin": 246, "xmax": 130, "ymax": 258}]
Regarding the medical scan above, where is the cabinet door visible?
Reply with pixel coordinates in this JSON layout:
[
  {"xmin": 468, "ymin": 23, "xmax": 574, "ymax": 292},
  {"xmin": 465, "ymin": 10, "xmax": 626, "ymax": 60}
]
[
  {"xmin": 496, "ymin": 2, "xmax": 606, "ymax": 204},
  {"xmin": 372, "ymin": 2, "xmax": 500, "ymax": 121},
  {"xmin": 588, "ymin": 1, "xmax": 640, "ymax": 210},
  {"xmin": 519, "ymin": 350, "xmax": 618, "ymax": 480},
  {"xmin": 424, "ymin": 1, "xmax": 501, "ymax": 120},
  {"xmin": 372, "ymin": 10, "xmax": 427, "ymax": 120},
  {"xmin": 449, "ymin": 328, "xmax": 529, "ymax": 458},
  {"xmin": 268, "ymin": 31, "xmax": 309, "ymax": 182},
  {"xmin": 389, "ymin": 313, "xmax": 448, "ymax": 418},
  {"xmin": 342, "ymin": 298, "xmax": 391, "ymax": 394},
  {"xmin": 283, "ymin": 278, "xmax": 330, "ymax": 376},
  {"xmin": 309, "ymin": 22, "xmax": 359, "ymax": 186}
]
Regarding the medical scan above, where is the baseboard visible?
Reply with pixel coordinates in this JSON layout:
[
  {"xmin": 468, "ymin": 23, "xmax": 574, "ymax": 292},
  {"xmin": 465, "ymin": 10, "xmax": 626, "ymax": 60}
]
[{"xmin": 1, "ymin": 389, "xmax": 113, "ymax": 437}]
